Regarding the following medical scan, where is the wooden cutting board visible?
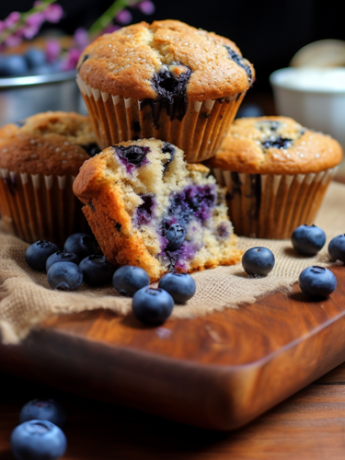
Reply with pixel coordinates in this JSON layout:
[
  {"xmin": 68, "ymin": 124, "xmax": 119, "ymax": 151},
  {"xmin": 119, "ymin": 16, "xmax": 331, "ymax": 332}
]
[{"xmin": 1, "ymin": 265, "xmax": 345, "ymax": 431}]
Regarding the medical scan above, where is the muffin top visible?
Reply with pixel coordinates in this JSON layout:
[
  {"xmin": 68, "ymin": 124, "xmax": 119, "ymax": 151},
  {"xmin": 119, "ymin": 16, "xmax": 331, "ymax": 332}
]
[
  {"xmin": 207, "ymin": 116, "xmax": 343, "ymax": 174},
  {"xmin": 0, "ymin": 111, "xmax": 99, "ymax": 175},
  {"xmin": 77, "ymin": 20, "xmax": 254, "ymax": 102}
]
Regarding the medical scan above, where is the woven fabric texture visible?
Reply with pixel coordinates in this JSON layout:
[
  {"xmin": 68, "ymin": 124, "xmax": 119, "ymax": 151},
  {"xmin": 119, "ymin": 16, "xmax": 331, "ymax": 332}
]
[{"xmin": 1, "ymin": 181, "xmax": 344, "ymax": 344}]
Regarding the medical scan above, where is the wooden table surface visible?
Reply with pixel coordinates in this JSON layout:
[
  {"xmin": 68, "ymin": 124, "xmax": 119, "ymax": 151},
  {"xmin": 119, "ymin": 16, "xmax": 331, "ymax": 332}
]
[
  {"xmin": 2, "ymin": 104, "xmax": 345, "ymax": 459},
  {"xmin": 1, "ymin": 363, "xmax": 345, "ymax": 460}
]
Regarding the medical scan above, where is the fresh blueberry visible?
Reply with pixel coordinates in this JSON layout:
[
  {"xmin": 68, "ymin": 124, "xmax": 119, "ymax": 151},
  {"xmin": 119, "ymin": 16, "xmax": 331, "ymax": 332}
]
[
  {"xmin": 166, "ymin": 224, "xmax": 186, "ymax": 251},
  {"xmin": 11, "ymin": 420, "xmax": 66, "ymax": 460},
  {"xmin": 112, "ymin": 265, "xmax": 150, "ymax": 297},
  {"xmin": 329, "ymin": 234, "xmax": 345, "ymax": 263},
  {"xmin": 299, "ymin": 266, "xmax": 337, "ymax": 298},
  {"xmin": 19, "ymin": 399, "xmax": 66, "ymax": 428},
  {"xmin": 236, "ymin": 103, "xmax": 264, "ymax": 118},
  {"xmin": 46, "ymin": 250, "xmax": 80, "ymax": 271},
  {"xmin": 291, "ymin": 224, "xmax": 326, "ymax": 255},
  {"xmin": 26, "ymin": 241, "xmax": 60, "ymax": 272},
  {"xmin": 132, "ymin": 287, "xmax": 174, "ymax": 325},
  {"xmin": 79, "ymin": 255, "xmax": 115, "ymax": 286},
  {"xmin": 242, "ymin": 247, "xmax": 275, "ymax": 276},
  {"xmin": 158, "ymin": 272, "xmax": 196, "ymax": 304},
  {"xmin": 0, "ymin": 55, "xmax": 28, "ymax": 77},
  {"xmin": 30, "ymin": 64, "xmax": 54, "ymax": 75},
  {"xmin": 24, "ymin": 48, "xmax": 47, "ymax": 70},
  {"xmin": 82, "ymin": 143, "xmax": 100, "ymax": 157},
  {"xmin": 47, "ymin": 262, "xmax": 83, "ymax": 291},
  {"xmin": 64, "ymin": 233, "xmax": 99, "ymax": 260}
]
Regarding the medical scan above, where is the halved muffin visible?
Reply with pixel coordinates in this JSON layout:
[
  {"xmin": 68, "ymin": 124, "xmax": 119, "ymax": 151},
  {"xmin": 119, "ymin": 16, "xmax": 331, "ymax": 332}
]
[{"xmin": 73, "ymin": 138, "xmax": 242, "ymax": 281}]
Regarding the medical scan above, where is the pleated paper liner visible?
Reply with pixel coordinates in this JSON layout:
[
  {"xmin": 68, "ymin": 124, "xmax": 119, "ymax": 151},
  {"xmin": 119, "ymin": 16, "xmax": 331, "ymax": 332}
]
[
  {"xmin": 77, "ymin": 75, "xmax": 245, "ymax": 163},
  {"xmin": 211, "ymin": 167, "xmax": 338, "ymax": 239},
  {"xmin": 0, "ymin": 169, "xmax": 88, "ymax": 246}
]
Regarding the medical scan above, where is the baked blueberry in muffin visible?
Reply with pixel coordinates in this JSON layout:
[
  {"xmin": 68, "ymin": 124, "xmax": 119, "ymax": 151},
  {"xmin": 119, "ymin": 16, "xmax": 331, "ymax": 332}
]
[
  {"xmin": 76, "ymin": 20, "xmax": 255, "ymax": 162},
  {"xmin": 73, "ymin": 139, "xmax": 241, "ymax": 281},
  {"xmin": 0, "ymin": 111, "xmax": 99, "ymax": 244},
  {"xmin": 207, "ymin": 116, "xmax": 343, "ymax": 239}
]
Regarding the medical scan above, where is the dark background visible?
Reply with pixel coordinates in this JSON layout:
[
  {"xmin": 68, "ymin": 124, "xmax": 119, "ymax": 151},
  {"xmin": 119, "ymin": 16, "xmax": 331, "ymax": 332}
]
[{"xmin": 1, "ymin": 0, "xmax": 344, "ymax": 93}]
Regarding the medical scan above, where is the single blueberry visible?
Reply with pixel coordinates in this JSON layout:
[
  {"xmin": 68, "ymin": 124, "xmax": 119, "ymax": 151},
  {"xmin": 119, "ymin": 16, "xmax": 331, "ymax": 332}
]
[
  {"xmin": 291, "ymin": 224, "xmax": 326, "ymax": 255},
  {"xmin": 328, "ymin": 234, "xmax": 345, "ymax": 263},
  {"xmin": 0, "ymin": 55, "xmax": 28, "ymax": 77},
  {"xmin": 158, "ymin": 272, "xmax": 196, "ymax": 304},
  {"xmin": 299, "ymin": 266, "xmax": 337, "ymax": 298},
  {"xmin": 47, "ymin": 262, "xmax": 83, "ymax": 291},
  {"xmin": 11, "ymin": 420, "xmax": 67, "ymax": 460},
  {"xmin": 262, "ymin": 135, "xmax": 292, "ymax": 150},
  {"xmin": 242, "ymin": 247, "xmax": 275, "ymax": 276},
  {"xmin": 115, "ymin": 145, "xmax": 150, "ymax": 167},
  {"xmin": 26, "ymin": 241, "xmax": 60, "ymax": 272},
  {"xmin": 132, "ymin": 287, "xmax": 174, "ymax": 325},
  {"xmin": 19, "ymin": 399, "xmax": 66, "ymax": 428},
  {"xmin": 82, "ymin": 143, "xmax": 100, "ymax": 157},
  {"xmin": 24, "ymin": 48, "xmax": 47, "ymax": 70},
  {"xmin": 64, "ymin": 233, "xmax": 99, "ymax": 260},
  {"xmin": 112, "ymin": 265, "xmax": 150, "ymax": 297},
  {"xmin": 236, "ymin": 103, "xmax": 264, "ymax": 118},
  {"xmin": 46, "ymin": 250, "xmax": 80, "ymax": 272},
  {"xmin": 79, "ymin": 255, "xmax": 115, "ymax": 287},
  {"xmin": 30, "ymin": 64, "xmax": 54, "ymax": 75},
  {"xmin": 166, "ymin": 224, "xmax": 186, "ymax": 251}
]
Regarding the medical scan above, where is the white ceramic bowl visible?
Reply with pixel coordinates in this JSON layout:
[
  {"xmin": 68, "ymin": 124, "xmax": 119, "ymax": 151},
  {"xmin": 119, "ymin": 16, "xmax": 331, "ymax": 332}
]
[{"xmin": 270, "ymin": 67, "xmax": 345, "ymax": 151}]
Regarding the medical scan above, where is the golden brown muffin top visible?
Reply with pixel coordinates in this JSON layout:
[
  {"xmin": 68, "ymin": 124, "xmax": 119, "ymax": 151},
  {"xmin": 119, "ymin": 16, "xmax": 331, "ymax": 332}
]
[
  {"xmin": 207, "ymin": 116, "xmax": 343, "ymax": 174},
  {"xmin": 77, "ymin": 20, "xmax": 254, "ymax": 101},
  {"xmin": 0, "ymin": 111, "xmax": 99, "ymax": 176}
]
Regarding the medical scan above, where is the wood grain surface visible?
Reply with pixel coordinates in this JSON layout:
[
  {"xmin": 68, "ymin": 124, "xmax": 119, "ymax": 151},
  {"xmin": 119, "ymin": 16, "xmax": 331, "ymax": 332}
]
[
  {"xmin": 1, "ymin": 265, "xmax": 345, "ymax": 431},
  {"xmin": 1, "ymin": 365, "xmax": 345, "ymax": 460}
]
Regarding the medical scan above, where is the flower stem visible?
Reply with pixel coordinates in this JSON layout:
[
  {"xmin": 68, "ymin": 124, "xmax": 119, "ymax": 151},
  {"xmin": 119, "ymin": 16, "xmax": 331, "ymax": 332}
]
[{"xmin": 88, "ymin": 0, "xmax": 140, "ymax": 36}]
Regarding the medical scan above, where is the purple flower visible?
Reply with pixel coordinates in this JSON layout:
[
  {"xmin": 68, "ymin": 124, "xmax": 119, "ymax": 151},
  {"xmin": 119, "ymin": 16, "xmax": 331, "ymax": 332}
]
[
  {"xmin": 103, "ymin": 24, "xmax": 120, "ymax": 34},
  {"xmin": 26, "ymin": 12, "xmax": 45, "ymax": 27},
  {"xmin": 138, "ymin": 1, "xmax": 155, "ymax": 14},
  {"xmin": 0, "ymin": 20, "xmax": 5, "ymax": 33},
  {"xmin": 22, "ymin": 24, "xmax": 40, "ymax": 39},
  {"xmin": 5, "ymin": 34, "xmax": 22, "ymax": 47},
  {"xmin": 73, "ymin": 28, "xmax": 89, "ymax": 49},
  {"xmin": 44, "ymin": 4, "xmax": 64, "ymax": 23},
  {"xmin": 45, "ymin": 38, "xmax": 61, "ymax": 63},
  {"xmin": 60, "ymin": 48, "xmax": 81, "ymax": 71},
  {"xmin": 4, "ymin": 12, "xmax": 21, "ymax": 29},
  {"xmin": 116, "ymin": 9, "xmax": 132, "ymax": 24}
]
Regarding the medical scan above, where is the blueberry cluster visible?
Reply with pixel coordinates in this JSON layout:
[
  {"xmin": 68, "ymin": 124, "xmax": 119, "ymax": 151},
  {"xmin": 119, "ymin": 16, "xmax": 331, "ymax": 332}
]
[
  {"xmin": 241, "ymin": 224, "xmax": 344, "ymax": 299},
  {"xmin": 113, "ymin": 266, "xmax": 196, "ymax": 325},
  {"xmin": 11, "ymin": 399, "xmax": 66, "ymax": 460},
  {"xmin": 25, "ymin": 234, "xmax": 197, "ymax": 326},
  {"xmin": 25, "ymin": 233, "xmax": 115, "ymax": 291},
  {"xmin": 0, "ymin": 48, "xmax": 61, "ymax": 78}
]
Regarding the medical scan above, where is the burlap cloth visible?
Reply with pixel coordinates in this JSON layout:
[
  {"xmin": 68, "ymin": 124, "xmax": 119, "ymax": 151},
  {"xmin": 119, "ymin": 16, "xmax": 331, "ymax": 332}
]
[{"xmin": 1, "ymin": 181, "xmax": 344, "ymax": 345}]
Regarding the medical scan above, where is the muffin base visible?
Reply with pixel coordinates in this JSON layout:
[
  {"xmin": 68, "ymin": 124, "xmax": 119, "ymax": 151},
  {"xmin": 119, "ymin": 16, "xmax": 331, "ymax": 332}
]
[
  {"xmin": 0, "ymin": 169, "xmax": 88, "ymax": 246},
  {"xmin": 211, "ymin": 167, "xmax": 338, "ymax": 239},
  {"xmin": 77, "ymin": 75, "xmax": 245, "ymax": 163}
]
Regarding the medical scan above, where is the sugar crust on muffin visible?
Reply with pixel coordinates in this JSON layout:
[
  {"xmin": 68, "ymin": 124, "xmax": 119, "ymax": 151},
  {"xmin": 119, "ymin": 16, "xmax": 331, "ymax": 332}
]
[
  {"xmin": 0, "ymin": 111, "xmax": 99, "ymax": 176},
  {"xmin": 73, "ymin": 138, "xmax": 242, "ymax": 281},
  {"xmin": 77, "ymin": 20, "xmax": 254, "ymax": 102},
  {"xmin": 207, "ymin": 116, "xmax": 343, "ymax": 174}
]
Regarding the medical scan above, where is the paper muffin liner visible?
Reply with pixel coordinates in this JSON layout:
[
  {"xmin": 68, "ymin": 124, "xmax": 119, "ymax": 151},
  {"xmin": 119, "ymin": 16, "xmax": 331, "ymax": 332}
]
[
  {"xmin": 0, "ymin": 169, "xmax": 88, "ymax": 246},
  {"xmin": 210, "ymin": 167, "xmax": 338, "ymax": 239},
  {"xmin": 77, "ymin": 75, "xmax": 245, "ymax": 163}
]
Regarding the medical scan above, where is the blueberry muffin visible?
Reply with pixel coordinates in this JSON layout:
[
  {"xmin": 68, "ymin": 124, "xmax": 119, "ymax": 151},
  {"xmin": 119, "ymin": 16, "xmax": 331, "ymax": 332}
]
[
  {"xmin": 206, "ymin": 116, "xmax": 343, "ymax": 239},
  {"xmin": 76, "ymin": 20, "xmax": 254, "ymax": 163},
  {"xmin": 0, "ymin": 111, "xmax": 100, "ymax": 245},
  {"xmin": 73, "ymin": 139, "xmax": 242, "ymax": 281}
]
